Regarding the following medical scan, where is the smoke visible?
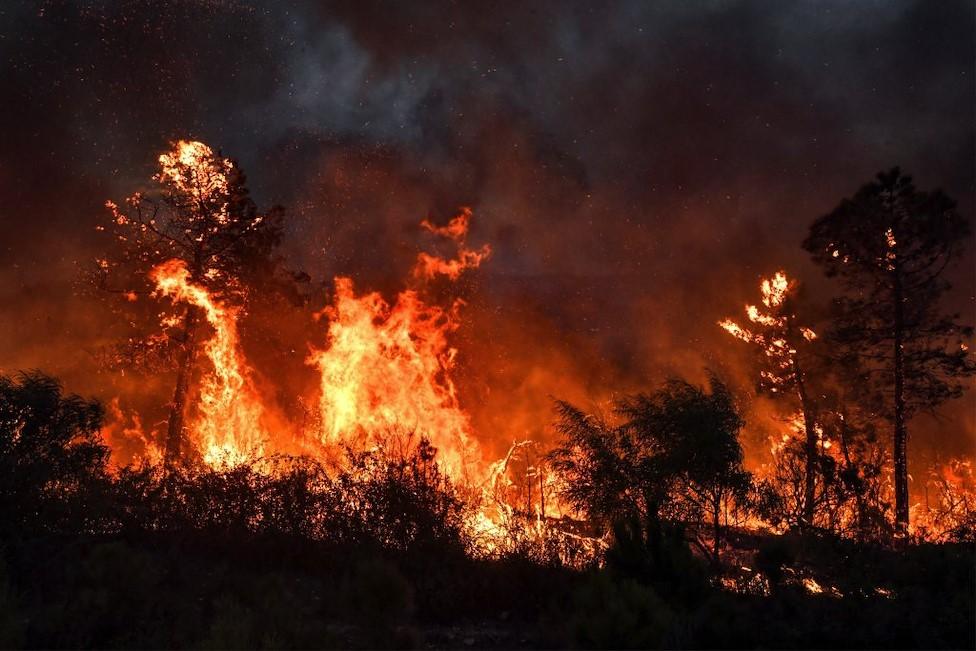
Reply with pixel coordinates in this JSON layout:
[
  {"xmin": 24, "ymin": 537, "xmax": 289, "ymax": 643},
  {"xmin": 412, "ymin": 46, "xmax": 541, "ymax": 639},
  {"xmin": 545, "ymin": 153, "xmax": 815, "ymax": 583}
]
[{"xmin": 0, "ymin": 0, "xmax": 973, "ymax": 481}]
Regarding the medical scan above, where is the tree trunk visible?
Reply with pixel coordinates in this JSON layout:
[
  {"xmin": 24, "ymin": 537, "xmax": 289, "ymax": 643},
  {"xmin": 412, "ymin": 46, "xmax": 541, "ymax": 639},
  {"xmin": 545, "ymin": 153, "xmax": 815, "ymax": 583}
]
[
  {"xmin": 837, "ymin": 412, "xmax": 868, "ymax": 541},
  {"xmin": 792, "ymin": 357, "xmax": 817, "ymax": 527},
  {"xmin": 164, "ymin": 306, "xmax": 199, "ymax": 467},
  {"xmin": 712, "ymin": 498, "xmax": 721, "ymax": 562},
  {"xmin": 539, "ymin": 470, "xmax": 546, "ymax": 520},
  {"xmin": 892, "ymin": 265, "xmax": 909, "ymax": 532}
]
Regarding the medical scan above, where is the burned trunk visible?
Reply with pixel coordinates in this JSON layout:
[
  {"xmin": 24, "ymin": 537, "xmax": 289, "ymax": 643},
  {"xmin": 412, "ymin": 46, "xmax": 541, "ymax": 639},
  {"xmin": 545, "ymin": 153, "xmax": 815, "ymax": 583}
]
[
  {"xmin": 712, "ymin": 496, "xmax": 721, "ymax": 562},
  {"xmin": 892, "ymin": 262, "xmax": 909, "ymax": 531},
  {"xmin": 164, "ymin": 306, "xmax": 199, "ymax": 467},
  {"xmin": 793, "ymin": 359, "xmax": 817, "ymax": 527}
]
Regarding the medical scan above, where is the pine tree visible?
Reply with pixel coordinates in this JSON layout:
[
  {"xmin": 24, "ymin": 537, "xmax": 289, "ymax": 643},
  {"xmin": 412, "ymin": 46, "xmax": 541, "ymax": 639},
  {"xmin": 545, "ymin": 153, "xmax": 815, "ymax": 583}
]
[
  {"xmin": 92, "ymin": 141, "xmax": 285, "ymax": 465},
  {"xmin": 803, "ymin": 168, "xmax": 974, "ymax": 531},
  {"xmin": 719, "ymin": 271, "xmax": 820, "ymax": 525}
]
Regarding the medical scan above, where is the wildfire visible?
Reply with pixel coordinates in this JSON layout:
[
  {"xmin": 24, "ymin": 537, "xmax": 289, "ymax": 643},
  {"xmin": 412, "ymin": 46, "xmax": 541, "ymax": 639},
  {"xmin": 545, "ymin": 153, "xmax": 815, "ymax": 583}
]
[
  {"xmin": 151, "ymin": 258, "xmax": 268, "ymax": 467},
  {"xmin": 911, "ymin": 457, "xmax": 976, "ymax": 540},
  {"xmin": 306, "ymin": 208, "xmax": 491, "ymax": 483},
  {"xmin": 113, "ymin": 195, "xmax": 566, "ymax": 553},
  {"xmin": 307, "ymin": 277, "xmax": 480, "ymax": 480}
]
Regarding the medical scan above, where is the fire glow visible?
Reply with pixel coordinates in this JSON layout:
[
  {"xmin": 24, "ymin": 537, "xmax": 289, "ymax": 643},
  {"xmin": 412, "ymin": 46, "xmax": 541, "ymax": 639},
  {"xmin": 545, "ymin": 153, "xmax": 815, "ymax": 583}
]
[{"xmin": 99, "ymin": 141, "xmax": 973, "ymax": 549}]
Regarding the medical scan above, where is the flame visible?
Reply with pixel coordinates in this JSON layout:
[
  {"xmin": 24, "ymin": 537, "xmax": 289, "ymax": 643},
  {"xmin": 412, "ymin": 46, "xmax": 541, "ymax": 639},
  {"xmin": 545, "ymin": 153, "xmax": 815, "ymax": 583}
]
[
  {"xmin": 306, "ymin": 210, "xmax": 493, "ymax": 482},
  {"xmin": 301, "ymin": 212, "xmax": 595, "ymax": 556},
  {"xmin": 151, "ymin": 258, "xmax": 268, "ymax": 467},
  {"xmin": 884, "ymin": 228, "xmax": 897, "ymax": 270},
  {"xmin": 719, "ymin": 271, "xmax": 813, "ymax": 392},
  {"xmin": 802, "ymin": 577, "xmax": 824, "ymax": 594},
  {"xmin": 307, "ymin": 276, "xmax": 480, "ymax": 480},
  {"xmin": 910, "ymin": 457, "xmax": 976, "ymax": 539},
  {"xmin": 101, "ymin": 398, "xmax": 163, "ymax": 468},
  {"xmin": 157, "ymin": 140, "xmax": 234, "ymax": 222},
  {"xmin": 414, "ymin": 207, "xmax": 492, "ymax": 281},
  {"xmin": 760, "ymin": 271, "xmax": 790, "ymax": 308}
]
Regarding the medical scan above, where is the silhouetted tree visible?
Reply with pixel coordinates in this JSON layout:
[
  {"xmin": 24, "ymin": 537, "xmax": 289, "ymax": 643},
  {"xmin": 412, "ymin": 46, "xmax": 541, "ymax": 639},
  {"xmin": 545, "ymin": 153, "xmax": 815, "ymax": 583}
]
[
  {"xmin": 547, "ymin": 401, "xmax": 666, "ymax": 528},
  {"xmin": 803, "ymin": 168, "xmax": 974, "ymax": 531},
  {"xmin": 0, "ymin": 372, "xmax": 109, "ymax": 535},
  {"xmin": 619, "ymin": 376, "xmax": 750, "ymax": 560},
  {"xmin": 814, "ymin": 389, "xmax": 893, "ymax": 541},
  {"xmin": 92, "ymin": 141, "xmax": 294, "ymax": 465},
  {"xmin": 720, "ymin": 271, "xmax": 820, "ymax": 525},
  {"xmin": 548, "ymin": 374, "xmax": 750, "ymax": 560}
]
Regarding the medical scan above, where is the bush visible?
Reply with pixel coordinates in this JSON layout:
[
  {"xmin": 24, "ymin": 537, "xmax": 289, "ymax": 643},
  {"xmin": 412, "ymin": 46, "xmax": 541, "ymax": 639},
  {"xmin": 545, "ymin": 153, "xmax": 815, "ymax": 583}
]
[{"xmin": 558, "ymin": 571, "xmax": 674, "ymax": 649}]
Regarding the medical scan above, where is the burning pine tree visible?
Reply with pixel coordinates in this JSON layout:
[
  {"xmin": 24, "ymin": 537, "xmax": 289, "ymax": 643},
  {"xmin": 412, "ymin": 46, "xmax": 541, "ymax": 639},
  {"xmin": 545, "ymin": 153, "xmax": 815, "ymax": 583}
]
[
  {"xmin": 719, "ymin": 271, "xmax": 821, "ymax": 525},
  {"xmin": 94, "ymin": 141, "xmax": 287, "ymax": 465}
]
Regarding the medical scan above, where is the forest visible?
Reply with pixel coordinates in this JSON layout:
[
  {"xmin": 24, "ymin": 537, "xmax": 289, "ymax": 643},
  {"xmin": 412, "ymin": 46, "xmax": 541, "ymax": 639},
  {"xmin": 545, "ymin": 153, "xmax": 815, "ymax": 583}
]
[{"xmin": 0, "ymin": 139, "xmax": 972, "ymax": 649}]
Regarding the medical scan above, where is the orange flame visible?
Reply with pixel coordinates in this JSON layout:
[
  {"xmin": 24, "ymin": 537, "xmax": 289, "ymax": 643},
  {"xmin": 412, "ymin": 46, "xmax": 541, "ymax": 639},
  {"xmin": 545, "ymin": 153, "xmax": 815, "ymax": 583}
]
[
  {"xmin": 719, "ymin": 270, "xmax": 814, "ymax": 393},
  {"xmin": 101, "ymin": 398, "xmax": 163, "ymax": 468},
  {"xmin": 414, "ymin": 207, "xmax": 492, "ymax": 281},
  {"xmin": 307, "ymin": 211, "xmax": 492, "ymax": 482},
  {"xmin": 157, "ymin": 140, "xmax": 234, "ymax": 222},
  {"xmin": 307, "ymin": 277, "xmax": 480, "ymax": 480},
  {"xmin": 151, "ymin": 259, "xmax": 268, "ymax": 467}
]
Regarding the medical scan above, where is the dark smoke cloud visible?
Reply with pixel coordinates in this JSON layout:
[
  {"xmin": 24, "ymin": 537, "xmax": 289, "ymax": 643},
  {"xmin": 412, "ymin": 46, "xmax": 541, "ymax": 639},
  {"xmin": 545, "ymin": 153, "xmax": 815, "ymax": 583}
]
[{"xmin": 1, "ymin": 0, "xmax": 972, "ymax": 468}]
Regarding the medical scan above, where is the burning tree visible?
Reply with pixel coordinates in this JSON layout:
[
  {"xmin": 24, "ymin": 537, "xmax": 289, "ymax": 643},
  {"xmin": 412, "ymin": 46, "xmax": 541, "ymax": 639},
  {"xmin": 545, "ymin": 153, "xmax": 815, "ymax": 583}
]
[
  {"xmin": 93, "ymin": 140, "xmax": 288, "ymax": 465},
  {"xmin": 151, "ymin": 259, "xmax": 269, "ymax": 467},
  {"xmin": 802, "ymin": 168, "xmax": 974, "ymax": 532},
  {"xmin": 811, "ymin": 392, "xmax": 892, "ymax": 540},
  {"xmin": 719, "ymin": 271, "xmax": 821, "ymax": 526}
]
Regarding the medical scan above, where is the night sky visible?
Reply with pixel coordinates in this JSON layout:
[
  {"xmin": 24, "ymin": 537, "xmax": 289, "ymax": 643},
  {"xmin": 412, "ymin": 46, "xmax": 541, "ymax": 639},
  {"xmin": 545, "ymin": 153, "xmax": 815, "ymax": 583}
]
[{"xmin": 1, "ymin": 1, "xmax": 973, "ymax": 470}]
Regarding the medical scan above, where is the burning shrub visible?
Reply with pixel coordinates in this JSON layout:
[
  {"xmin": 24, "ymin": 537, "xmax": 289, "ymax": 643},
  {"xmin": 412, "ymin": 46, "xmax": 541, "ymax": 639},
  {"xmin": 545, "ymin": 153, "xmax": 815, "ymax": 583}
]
[
  {"xmin": 327, "ymin": 435, "xmax": 470, "ymax": 554},
  {"xmin": 111, "ymin": 432, "xmax": 470, "ymax": 558},
  {"xmin": 911, "ymin": 459, "xmax": 976, "ymax": 543},
  {"xmin": 752, "ymin": 435, "xmax": 893, "ymax": 541}
]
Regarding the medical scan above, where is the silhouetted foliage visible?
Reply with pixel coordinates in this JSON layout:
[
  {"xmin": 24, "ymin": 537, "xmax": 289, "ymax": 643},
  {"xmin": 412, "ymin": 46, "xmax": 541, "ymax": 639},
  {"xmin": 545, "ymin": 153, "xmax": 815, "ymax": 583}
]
[
  {"xmin": 547, "ymin": 400, "xmax": 659, "ymax": 526},
  {"xmin": 112, "ymin": 437, "xmax": 468, "ymax": 558},
  {"xmin": 548, "ymin": 374, "xmax": 750, "ymax": 560},
  {"xmin": 0, "ymin": 372, "xmax": 109, "ymax": 536},
  {"xmin": 619, "ymin": 375, "xmax": 751, "ymax": 560},
  {"xmin": 0, "ymin": 370, "xmax": 971, "ymax": 649}
]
